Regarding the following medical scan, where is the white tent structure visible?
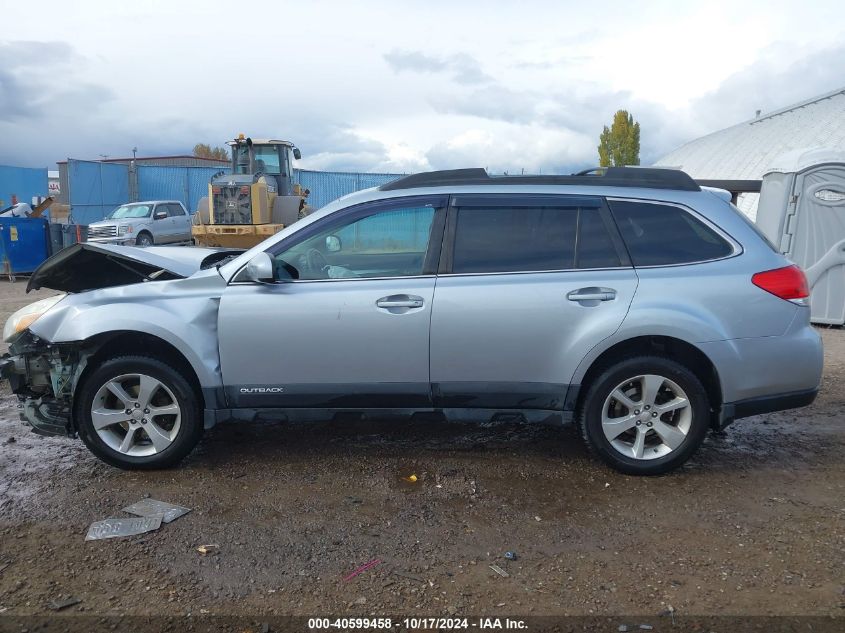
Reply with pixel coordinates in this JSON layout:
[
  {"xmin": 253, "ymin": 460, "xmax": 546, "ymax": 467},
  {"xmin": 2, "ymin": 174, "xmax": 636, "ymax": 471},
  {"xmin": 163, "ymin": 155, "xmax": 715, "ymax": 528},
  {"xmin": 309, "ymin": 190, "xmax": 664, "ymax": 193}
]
[
  {"xmin": 656, "ymin": 87, "xmax": 845, "ymax": 220},
  {"xmin": 756, "ymin": 148, "xmax": 845, "ymax": 325}
]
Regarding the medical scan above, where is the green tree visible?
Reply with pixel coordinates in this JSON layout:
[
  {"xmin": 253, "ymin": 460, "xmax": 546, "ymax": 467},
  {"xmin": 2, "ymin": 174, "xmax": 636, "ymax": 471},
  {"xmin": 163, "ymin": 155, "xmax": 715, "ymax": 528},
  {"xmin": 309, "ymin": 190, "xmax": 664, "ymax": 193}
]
[
  {"xmin": 193, "ymin": 143, "xmax": 230, "ymax": 161},
  {"xmin": 598, "ymin": 110, "xmax": 641, "ymax": 167}
]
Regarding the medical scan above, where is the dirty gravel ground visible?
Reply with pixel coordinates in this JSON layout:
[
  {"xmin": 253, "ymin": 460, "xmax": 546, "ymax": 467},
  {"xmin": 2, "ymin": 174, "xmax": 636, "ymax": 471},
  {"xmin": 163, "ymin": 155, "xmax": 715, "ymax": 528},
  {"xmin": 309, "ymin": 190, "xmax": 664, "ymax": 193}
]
[{"xmin": 0, "ymin": 279, "xmax": 842, "ymax": 626}]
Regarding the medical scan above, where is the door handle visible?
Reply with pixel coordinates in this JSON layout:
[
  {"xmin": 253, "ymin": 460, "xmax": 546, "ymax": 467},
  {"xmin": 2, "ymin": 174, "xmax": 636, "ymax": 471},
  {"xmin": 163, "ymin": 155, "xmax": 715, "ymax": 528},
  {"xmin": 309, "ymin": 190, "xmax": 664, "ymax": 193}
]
[
  {"xmin": 567, "ymin": 288, "xmax": 616, "ymax": 302},
  {"xmin": 376, "ymin": 295, "xmax": 424, "ymax": 309}
]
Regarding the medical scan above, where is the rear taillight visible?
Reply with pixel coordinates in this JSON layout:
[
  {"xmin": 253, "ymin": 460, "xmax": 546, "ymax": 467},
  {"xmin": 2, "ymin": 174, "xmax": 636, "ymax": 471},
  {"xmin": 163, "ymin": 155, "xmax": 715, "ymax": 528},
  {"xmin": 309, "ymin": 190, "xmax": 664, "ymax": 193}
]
[{"xmin": 752, "ymin": 265, "xmax": 809, "ymax": 301}]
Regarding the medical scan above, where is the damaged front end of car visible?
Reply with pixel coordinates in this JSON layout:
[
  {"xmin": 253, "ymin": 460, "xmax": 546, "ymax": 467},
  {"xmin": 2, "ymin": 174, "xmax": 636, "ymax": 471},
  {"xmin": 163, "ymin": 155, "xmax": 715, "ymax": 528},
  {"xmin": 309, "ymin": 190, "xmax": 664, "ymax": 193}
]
[
  {"xmin": 0, "ymin": 331, "xmax": 90, "ymax": 437},
  {"xmin": 1, "ymin": 241, "xmax": 241, "ymax": 439}
]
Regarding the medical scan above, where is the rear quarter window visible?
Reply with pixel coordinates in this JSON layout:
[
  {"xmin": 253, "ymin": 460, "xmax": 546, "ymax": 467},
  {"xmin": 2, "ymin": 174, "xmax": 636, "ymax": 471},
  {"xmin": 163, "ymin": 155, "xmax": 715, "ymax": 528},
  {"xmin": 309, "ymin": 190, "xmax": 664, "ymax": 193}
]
[{"xmin": 608, "ymin": 200, "xmax": 734, "ymax": 266}]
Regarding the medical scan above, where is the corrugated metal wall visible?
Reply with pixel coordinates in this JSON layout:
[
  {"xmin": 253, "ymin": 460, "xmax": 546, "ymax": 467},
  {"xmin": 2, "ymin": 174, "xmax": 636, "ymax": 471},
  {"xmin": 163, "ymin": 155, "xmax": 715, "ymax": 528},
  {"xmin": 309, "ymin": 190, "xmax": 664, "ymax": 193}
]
[
  {"xmin": 66, "ymin": 160, "xmax": 130, "ymax": 224},
  {"xmin": 137, "ymin": 165, "xmax": 229, "ymax": 212},
  {"xmin": 61, "ymin": 162, "xmax": 405, "ymax": 223},
  {"xmin": 294, "ymin": 169, "xmax": 403, "ymax": 209},
  {"xmin": 0, "ymin": 165, "xmax": 48, "ymax": 208}
]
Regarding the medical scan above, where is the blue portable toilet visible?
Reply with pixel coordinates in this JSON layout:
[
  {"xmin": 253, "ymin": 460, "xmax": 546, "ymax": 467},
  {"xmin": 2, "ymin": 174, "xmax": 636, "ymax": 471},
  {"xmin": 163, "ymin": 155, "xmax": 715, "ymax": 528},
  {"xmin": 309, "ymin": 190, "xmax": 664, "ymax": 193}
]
[{"xmin": 0, "ymin": 217, "xmax": 51, "ymax": 278}]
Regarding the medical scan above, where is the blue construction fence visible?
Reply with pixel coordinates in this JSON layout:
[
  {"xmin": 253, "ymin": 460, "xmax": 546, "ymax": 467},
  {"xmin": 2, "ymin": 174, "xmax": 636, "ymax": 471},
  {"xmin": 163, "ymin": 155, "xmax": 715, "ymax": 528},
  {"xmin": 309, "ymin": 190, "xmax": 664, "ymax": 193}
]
[
  {"xmin": 67, "ymin": 160, "xmax": 130, "ymax": 224},
  {"xmin": 137, "ymin": 165, "xmax": 227, "ymax": 215},
  {"xmin": 294, "ymin": 170, "xmax": 403, "ymax": 209},
  {"xmin": 63, "ymin": 159, "xmax": 405, "ymax": 224},
  {"xmin": 0, "ymin": 165, "xmax": 48, "ymax": 209}
]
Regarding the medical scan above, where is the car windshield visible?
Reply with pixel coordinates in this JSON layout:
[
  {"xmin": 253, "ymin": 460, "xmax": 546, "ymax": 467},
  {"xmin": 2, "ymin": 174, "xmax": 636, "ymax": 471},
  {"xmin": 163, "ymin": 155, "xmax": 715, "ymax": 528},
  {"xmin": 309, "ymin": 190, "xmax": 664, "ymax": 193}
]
[{"xmin": 108, "ymin": 204, "xmax": 153, "ymax": 219}]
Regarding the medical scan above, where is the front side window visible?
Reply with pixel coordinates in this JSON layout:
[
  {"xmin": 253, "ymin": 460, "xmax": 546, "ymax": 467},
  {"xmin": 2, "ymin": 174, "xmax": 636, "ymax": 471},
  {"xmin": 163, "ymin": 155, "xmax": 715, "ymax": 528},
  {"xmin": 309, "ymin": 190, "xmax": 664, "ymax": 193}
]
[
  {"xmin": 253, "ymin": 146, "xmax": 281, "ymax": 174},
  {"xmin": 608, "ymin": 200, "xmax": 733, "ymax": 266},
  {"xmin": 272, "ymin": 205, "xmax": 437, "ymax": 280}
]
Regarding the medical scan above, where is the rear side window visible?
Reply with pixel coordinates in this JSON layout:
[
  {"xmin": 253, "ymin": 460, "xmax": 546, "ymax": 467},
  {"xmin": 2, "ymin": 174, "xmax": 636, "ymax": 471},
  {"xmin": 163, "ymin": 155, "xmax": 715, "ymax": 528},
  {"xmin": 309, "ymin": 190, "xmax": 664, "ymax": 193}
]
[
  {"xmin": 608, "ymin": 200, "xmax": 733, "ymax": 266},
  {"xmin": 453, "ymin": 208, "xmax": 576, "ymax": 273},
  {"xmin": 577, "ymin": 209, "xmax": 622, "ymax": 268},
  {"xmin": 451, "ymin": 206, "xmax": 622, "ymax": 273}
]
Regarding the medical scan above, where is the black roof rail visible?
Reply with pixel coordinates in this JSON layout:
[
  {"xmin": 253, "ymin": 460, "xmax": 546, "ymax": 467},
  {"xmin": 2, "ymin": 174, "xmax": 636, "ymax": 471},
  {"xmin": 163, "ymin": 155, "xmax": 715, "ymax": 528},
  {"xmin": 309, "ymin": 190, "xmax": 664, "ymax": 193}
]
[
  {"xmin": 696, "ymin": 179, "xmax": 761, "ymax": 194},
  {"xmin": 379, "ymin": 167, "xmax": 701, "ymax": 192}
]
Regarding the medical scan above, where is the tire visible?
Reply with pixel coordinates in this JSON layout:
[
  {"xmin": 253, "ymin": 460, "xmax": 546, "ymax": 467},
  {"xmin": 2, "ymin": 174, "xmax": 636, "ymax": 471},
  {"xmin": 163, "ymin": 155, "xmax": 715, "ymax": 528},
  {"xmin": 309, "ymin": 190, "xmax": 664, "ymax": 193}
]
[
  {"xmin": 135, "ymin": 232, "xmax": 154, "ymax": 247},
  {"xmin": 577, "ymin": 355, "xmax": 710, "ymax": 475},
  {"xmin": 74, "ymin": 355, "xmax": 203, "ymax": 470}
]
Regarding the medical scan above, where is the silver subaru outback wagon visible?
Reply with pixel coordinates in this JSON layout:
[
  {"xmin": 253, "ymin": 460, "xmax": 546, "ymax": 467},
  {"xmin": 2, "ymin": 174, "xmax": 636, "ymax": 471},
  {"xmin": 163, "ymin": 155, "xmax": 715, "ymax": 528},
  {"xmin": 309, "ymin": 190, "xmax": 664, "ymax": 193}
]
[{"xmin": 1, "ymin": 167, "xmax": 823, "ymax": 475}]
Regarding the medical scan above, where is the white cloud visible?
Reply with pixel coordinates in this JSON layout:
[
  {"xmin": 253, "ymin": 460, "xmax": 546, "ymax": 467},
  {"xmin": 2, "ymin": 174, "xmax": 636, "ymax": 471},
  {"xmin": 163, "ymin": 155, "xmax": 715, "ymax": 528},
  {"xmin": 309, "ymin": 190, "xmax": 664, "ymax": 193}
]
[{"xmin": 1, "ymin": 0, "xmax": 843, "ymax": 172}]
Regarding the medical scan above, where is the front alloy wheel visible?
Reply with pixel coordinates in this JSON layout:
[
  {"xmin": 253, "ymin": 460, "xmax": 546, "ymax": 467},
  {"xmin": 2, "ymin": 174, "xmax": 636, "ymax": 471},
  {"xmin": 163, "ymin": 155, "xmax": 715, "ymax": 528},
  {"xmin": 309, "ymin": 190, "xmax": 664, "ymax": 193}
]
[
  {"xmin": 75, "ymin": 355, "xmax": 202, "ymax": 469},
  {"xmin": 91, "ymin": 373, "xmax": 182, "ymax": 456},
  {"xmin": 135, "ymin": 232, "xmax": 153, "ymax": 247}
]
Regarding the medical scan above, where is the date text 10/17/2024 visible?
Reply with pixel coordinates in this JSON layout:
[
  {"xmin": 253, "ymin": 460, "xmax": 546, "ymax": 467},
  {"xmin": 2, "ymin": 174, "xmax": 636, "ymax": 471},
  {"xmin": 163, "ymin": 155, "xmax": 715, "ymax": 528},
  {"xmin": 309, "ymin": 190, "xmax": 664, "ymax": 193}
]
[{"xmin": 307, "ymin": 617, "xmax": 528, "ymax": 630}]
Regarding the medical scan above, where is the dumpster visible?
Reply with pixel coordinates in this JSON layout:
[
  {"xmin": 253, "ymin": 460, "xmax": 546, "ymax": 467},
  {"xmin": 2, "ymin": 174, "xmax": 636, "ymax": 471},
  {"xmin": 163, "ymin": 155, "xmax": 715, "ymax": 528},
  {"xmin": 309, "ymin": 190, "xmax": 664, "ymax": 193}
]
[
  {"xmin": 61, "ymin": 224, "xmax": 88, "ymax": 249},
  {"xmin": 0, "ymin": 217, "xmax": 51, "ymax": 278},
  {"xmin": 48, "ymin": 223, "xmax": 64, "ymax": 255}
]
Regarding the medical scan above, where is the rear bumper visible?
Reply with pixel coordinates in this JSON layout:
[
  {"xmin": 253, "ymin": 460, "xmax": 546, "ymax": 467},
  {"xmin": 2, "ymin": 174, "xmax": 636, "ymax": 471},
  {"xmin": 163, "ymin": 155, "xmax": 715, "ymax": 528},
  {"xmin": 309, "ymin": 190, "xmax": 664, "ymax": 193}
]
[{"xmin": 719, "ymin": 387, "xmax": 818, "ymax": 428}]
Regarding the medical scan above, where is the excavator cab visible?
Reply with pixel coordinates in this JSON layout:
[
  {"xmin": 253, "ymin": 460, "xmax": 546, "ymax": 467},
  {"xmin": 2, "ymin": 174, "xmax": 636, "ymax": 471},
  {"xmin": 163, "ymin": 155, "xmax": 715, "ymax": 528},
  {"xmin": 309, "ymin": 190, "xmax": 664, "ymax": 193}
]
[{"xmin": 227, "ymin": 135, "xmax": 300, "ymax": 197}]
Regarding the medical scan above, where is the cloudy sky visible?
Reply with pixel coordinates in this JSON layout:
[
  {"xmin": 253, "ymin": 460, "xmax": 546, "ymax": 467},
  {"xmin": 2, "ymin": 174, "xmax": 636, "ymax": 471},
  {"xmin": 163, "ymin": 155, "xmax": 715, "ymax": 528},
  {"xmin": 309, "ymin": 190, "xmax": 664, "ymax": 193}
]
[{"xmin": 1, "ymin": 0, "xmax": 844, "ymax": 174}]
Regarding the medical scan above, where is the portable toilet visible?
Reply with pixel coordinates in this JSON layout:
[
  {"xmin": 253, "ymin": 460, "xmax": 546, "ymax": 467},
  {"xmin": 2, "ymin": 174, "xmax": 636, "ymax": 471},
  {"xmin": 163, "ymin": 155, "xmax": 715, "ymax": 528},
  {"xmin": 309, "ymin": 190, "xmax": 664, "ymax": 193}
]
[{"xmin": 757, "ymin": 148, "xmax": 845, "ymax": 325}]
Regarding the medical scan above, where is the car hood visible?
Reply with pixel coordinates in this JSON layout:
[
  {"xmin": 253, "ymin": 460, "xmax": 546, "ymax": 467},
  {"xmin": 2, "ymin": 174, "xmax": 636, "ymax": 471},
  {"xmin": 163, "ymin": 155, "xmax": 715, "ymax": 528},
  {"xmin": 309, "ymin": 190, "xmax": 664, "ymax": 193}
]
[
  {"xmin": 27, "ymin": 243, "xmax": 243, "ymax": 293},
  {"xmin": 90, "ymin": 218, "xmax": 145, "ymax": 225}
]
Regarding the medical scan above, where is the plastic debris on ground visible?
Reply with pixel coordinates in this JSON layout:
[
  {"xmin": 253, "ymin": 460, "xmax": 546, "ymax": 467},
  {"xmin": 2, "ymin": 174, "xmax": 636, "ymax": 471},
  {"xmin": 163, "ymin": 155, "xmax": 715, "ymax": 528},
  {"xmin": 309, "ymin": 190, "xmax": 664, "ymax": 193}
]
[
  {"xmin": 48, "ymin": 597, "xmax": 81, "ymax": 611},
  {"xmin": 197, "ymin": 544, "xmax": 219, "ymax": 555},
  {"xmin": 489, "ymin": 564, "xmax": 510, "ymax": 578},
  {"xmin": 343, "ymin": 558, "xmax": 381, "ymax": 582},
  {"xmin": 123, "ymin": 499, "xmax": 191, "ymax": 523}
]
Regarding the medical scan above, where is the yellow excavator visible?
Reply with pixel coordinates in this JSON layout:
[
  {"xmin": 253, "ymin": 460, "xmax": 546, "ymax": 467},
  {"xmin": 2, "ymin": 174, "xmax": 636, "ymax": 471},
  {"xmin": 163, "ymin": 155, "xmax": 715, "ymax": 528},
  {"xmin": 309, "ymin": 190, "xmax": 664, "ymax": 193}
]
[{"xmin": 192, "ymin": 134, "xmax": 310, "ymax": 248}]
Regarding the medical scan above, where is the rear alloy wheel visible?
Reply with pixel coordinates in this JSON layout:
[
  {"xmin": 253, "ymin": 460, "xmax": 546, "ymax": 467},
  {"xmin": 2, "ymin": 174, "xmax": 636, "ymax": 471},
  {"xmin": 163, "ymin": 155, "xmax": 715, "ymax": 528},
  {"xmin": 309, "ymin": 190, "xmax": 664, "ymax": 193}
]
[
  {"xmin": 578, "ymin": 356, "xmax": 709, "ymax": 475},
  {"xmin": 75, "ymin": 356, "xmax": 202, "ymax": 469}
]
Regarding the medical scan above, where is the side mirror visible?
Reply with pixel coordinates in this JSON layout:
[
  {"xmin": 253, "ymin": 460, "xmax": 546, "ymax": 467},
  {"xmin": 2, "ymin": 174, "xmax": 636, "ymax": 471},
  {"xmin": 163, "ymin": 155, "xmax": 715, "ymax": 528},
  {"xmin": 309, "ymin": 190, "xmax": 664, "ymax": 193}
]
[
  {"xmin": 293, "ymin": 148, "xmax": 302, "ymax": 160},
  {"xmin": 154, "ymin": 210, "xmax": 167, "ymax": 220},
  {"xmin": 325, "ymin": 235, "xmax": 341, "ymax": 252},
  {"xmin": 244, "ymin": 252, "xmax": 275, "ymax": 283}
]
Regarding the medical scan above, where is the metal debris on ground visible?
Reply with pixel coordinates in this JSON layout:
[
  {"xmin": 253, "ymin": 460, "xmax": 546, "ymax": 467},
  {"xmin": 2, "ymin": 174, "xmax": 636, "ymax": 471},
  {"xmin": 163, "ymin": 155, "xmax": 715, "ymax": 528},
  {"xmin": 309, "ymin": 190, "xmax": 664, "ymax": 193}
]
[
  {"xmin": 489, "ymin": 564, "xmax": 509, "ymax": 578},
  {"xmin": 85, "ymin": 516, "xmax": 162, "ymax": 541},
  {"xmin": 196, "ymin": 544, "xmax": 219, "ymax": 555},
  {"xmin": 48, "ymin": 597, "xmax": 81, "ymax": 611},
  {"xmin": 123, "ymin": 499, "xmax": 191, "ymax": 524},
  {"xmin": 343, "ymin": 558, "xmax": 382, "ymax": 582},
  {"xmin": 504, "ymin": 551, "xmax": 517, "ymax": 561}
]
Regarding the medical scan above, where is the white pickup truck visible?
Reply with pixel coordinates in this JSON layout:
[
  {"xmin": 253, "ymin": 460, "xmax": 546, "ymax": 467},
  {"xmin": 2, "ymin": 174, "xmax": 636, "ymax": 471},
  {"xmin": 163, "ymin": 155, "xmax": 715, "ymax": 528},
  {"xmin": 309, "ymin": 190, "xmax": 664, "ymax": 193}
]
[{"xmin": 87, "ymin": 200, "xmax": 192, "ymax": 246}]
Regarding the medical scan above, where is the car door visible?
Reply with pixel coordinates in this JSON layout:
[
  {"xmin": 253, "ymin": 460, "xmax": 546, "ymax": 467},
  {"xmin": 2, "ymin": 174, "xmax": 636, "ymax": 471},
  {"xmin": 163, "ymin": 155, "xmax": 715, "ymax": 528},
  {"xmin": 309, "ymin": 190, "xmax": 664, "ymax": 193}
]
[
  {"xmin": 218, "ymin": 195, "xmax": 447, "ymax": 409},
  {"xmin": 429, "ymin": 194, "xmax": 638, "ymax": 410},
  {"xmin": 167, "ymin": 203, "xmax": 190, "ymax": 242},
  {"xmin": 149, "ymin": 204, "xmax": 172, "ymax": 243}
]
